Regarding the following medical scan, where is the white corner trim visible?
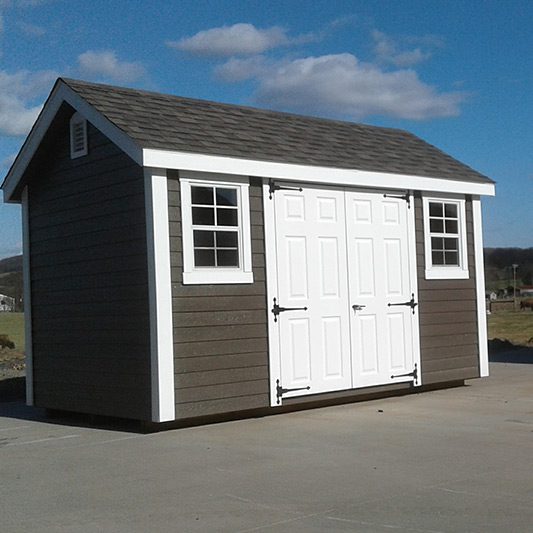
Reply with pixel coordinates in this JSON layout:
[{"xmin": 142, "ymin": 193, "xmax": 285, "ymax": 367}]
[
  {"xmin": 472, "ymin": 197, "xmax": 489, "ymax": 377},
  {"xmin": 262, "ymin": 181, "xmax": 282, "ymax": 407},
  {"xmin": 2, "ymin": 80, "xmax": 142, "ymax": 202},
  {"xmin": 143, "ymin": 148, "xmax": 496, "ymax": 197},
  {"xmin": 145, "ymin": 167, "xmax": 175, "ymax": 422},
  {"xmin": 21, "ymin": 187, "xmax": 33, "ymax": 406},
  {"xmin": 406, "ymin": 192, "xmax": 422, "ymax": 386},
  {"xmin": 422, "ymin": 194, "xmax": 470, "ymax": 280}
]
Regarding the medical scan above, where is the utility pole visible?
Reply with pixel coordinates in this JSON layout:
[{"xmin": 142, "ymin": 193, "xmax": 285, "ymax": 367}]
[{"xmin": 512, "ymin": 264, "xmax": 518, "ymax": 311}]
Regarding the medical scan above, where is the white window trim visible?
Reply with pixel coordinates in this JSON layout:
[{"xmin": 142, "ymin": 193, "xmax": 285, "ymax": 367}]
[
  {"xmin": 69, "ymin": 111, "xmax": 88, "ymax": 159},
  {"xmin": 180, "ymin": 171, "xmax": 253, "ymax": 284},
  {"xmin": 423, "ymin": 193, "xmax": 469, "ymax": 280}
]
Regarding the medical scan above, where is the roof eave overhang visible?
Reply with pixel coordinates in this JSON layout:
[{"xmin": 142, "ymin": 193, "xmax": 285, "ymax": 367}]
[
  {"xmin": 143, "ymin": 148, "xmax": 496, "ymax": 197},
  {"xmin": 1, "ymin": 79, "xmax": 142, "ymax": 204}
]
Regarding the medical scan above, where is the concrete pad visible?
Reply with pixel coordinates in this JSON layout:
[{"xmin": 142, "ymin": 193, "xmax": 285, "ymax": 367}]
[{"xmin": 1, "ymin": 362, "xmax": 532, "ymax": 532}]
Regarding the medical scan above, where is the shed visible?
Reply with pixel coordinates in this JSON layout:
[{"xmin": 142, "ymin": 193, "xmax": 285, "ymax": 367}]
[{"xmin": 1, "ymin": 78, "xmax": 495, "ymax": 425}]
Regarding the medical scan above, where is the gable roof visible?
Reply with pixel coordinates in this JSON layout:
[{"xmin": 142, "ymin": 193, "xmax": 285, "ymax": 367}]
[{"xmin": 2, "ymin": 77, "xmax": 494, "ymax": 202}]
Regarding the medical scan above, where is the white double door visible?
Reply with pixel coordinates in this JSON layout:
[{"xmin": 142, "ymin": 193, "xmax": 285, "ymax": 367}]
[{"xmin": 271, "ymin": 185, "xmax": 419, "ymax": 401}]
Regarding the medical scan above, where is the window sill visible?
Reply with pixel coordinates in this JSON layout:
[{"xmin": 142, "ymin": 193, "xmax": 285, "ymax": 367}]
[
  {"xmin": 183, "ymin": 270, "xmax": 254, "ymax": 285},
  {"xmin": 425, "ymin": 268, "xmax": 469, "ymax": 280}
]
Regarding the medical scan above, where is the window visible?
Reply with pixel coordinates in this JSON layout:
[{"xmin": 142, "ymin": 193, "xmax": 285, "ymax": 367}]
[
  {"xmin": 180, "ymin": 173, "xmax": 253, "ymax": 284},
  {"xmin": 69, "ymin": 112, "xmax": 88, "ymax": 158},
  {"xmin": 423, "ymin": 195, "xmax": 469, "ymax": 279}
]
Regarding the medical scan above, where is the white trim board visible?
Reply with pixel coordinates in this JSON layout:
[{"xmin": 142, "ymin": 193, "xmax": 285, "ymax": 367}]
[
  {"xmin": 144, "ymin": 167, "xmax": 175, "ymax": 422},
  {"xmin": 144, "ymin": 149, "xmax": 496, "ymax": 197},
  {"xmin": 21, "ymin": 187, "xmax": 33, "ymax": 406},
  {"xmin": 472, "ymin": 197, "xmax": 489, "ymax": 377}
]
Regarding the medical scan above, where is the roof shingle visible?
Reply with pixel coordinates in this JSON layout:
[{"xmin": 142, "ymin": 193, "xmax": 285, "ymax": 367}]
[{"xmin": 62, "ymin": 78, "xmax": 492, "ymax": 184}]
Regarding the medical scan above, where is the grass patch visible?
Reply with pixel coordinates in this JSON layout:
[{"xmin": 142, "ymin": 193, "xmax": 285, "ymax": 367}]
[
  {"xmin": 0, "ymin": 312, "xmax": 24, "ymax": 352},
  {"xmin": 488, "ymin": 310, "xmax": 533, "ymax": 346}
]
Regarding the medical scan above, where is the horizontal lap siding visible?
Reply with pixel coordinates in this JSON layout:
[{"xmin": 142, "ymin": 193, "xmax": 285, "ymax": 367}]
[
  {"xmin": 168, "ymin": 174, "xmax": 269, "ymax": 418},
  {"xmin": 415, "ymin": 196, "xmax": 479, "ymax": 384},
  {"xmin": 28, "ymin": 104, "xmax": 151, "ymax": 420}
]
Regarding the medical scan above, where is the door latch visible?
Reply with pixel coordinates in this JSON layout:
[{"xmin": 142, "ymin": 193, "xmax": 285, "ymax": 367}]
[
  {"xmin": 352, "ymin": 304, "xmax": 366, "ymax": 312},
  {"xmin": 276, "ymin": 379, "xmax": 310, "ymax": 404},
  {"xmin": 271, "ymin": 298, "xmax": 308, "ymax": 322},
  {"xmin": 391, "ymin": 363, "xmax": 418, "ymax": 385},
  {"xmin": 388, "ymin": 294, "xmax": 418, "ymax": 314},
  {"xmin": 268, "ymin": 179, "xmax": 303, "ymax": 199}
]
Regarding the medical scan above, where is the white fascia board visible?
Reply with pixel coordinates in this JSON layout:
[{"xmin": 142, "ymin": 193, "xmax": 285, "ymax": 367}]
[
  {"xmin": 2, "ymin": 81, "xmax": 142, "ymax": 203},
  {"xmin": 143, "ymin": 148, "xmax": 496, "ymax": 197},
  {"xmin": 145, "ymin": 167, "xmax": 175, "ymax": 422},
  {"xmin": 472, "ymin": 197, "xmax": 489, "ymax": 377}
]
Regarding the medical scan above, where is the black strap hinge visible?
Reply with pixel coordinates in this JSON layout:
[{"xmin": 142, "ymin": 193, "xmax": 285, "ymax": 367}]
[
  {"xmin": 388, "ymin": 294, "xmax": 418, "ymax": 314},
  {"xmin": 391, "ymin": 363, "xmax": 418, "ymax": 385},
  {"xmin": 269, "ymin": 179, "xmax": 303, "ymax": 199},
  {"xmin": 276, "ymin": 379, "xmax": 310, "ymax": 404},
  {"xmin": 383, "ymin": 192, "xmax": 411, "ymax": 208},
  {"xmin": 271, "ymin": 298, "xmax": 308, "ymax": 322}
]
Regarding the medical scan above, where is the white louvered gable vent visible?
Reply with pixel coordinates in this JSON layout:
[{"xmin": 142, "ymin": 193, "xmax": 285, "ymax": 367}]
[{"xmin": 69, "ymin": 112, "xmax": 88, "ymax": 158}]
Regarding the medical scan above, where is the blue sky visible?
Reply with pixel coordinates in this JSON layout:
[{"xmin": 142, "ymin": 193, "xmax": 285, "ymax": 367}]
[{"xmin": 0, "ymin": 0, "xmax": 531, "ymax": 258}]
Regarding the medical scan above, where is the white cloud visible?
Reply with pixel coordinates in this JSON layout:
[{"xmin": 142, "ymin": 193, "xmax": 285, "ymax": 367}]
[
  {"xmin": 215, "ymin": 56, "xmax": 269, "ymax": 82},
  {"xmin": 167, "ymin": 23, "xmax": 295, "ymax": 57},
  {"xmin": 1, "ymin": 152, "xmax": 17, "ymax": 169},
  {"xmin": 16, "ymin": 20, "xmax": 46, "ymax": 36},
  {"xmin": 372, "ymin": 30, "xmax": 435, "ymax": 67},
  {"xmin": 224, "ymin": 53, "xmax": 464, "ymax": 121},
  {"xmin": 0, "ymin": 69, "xmax": 57, "ymax": 136},
  {"xmin": 77, "ymin": 50, "xmax": 145, "ymax": 83}
]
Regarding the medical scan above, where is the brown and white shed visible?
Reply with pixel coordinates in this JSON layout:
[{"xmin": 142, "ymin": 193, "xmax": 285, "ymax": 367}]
[{"xmin": 1, "ymin": 78, "xmax": 495, "ymax": 425}]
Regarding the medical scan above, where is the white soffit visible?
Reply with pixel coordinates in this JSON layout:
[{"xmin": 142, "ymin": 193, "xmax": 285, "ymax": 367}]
[
  {"xmin": 143, "ymin": 149, "xmax": 496, "ymax": 197},
  {"xmin": 2, "ymin": 81, "xmax": 142, "ymax": 202}
]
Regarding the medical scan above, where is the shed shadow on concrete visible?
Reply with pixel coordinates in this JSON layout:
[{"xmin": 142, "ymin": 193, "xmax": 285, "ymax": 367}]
[{"xmin": 489, "ymin": 339, "xmax": 533, "ymax": 364}]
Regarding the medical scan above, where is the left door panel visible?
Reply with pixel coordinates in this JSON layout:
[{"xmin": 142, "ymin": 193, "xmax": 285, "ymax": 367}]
[{"xmin": 273, "ymin": 186, "xmax": 353, "ymax": 399}]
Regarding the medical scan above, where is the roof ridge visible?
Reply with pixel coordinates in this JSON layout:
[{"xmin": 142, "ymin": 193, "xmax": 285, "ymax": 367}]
[{"xmin": 60, "ymin": 77, "xmax": 411, "ymax": 136}]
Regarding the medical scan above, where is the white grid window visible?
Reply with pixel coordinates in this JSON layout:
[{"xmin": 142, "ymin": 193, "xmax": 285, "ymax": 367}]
[
  {"xmin": 423, "ymin": 195, "xmax": 469, "ymax": 280},
  {"xmin": 180, "ymin": 173, "xmax": 253, "ymax": 284}
]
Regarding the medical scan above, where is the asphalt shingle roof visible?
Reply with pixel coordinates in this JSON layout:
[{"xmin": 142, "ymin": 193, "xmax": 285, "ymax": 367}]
[{"xmin": 62, "ymin": 78, "xmax": 492, "ymax": 184}]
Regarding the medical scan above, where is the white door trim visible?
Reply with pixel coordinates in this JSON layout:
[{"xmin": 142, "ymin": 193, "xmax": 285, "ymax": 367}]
[
  {"xmin": 407, "ymin": 192, "xmax": 422, "ymax": 386},
  {"xmin": 263, "ymin": 181, "xmax": 282, "ymax": 406}
]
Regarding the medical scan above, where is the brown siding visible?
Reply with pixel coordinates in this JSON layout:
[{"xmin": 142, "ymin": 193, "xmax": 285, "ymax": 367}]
[
  {"xmin": 27, "ymin": 103, "xmax": 151, "ymax": 420},
  {"xmin": 168, "ymin": 174, "xmax": 269, "ymax": 418},
  {"xmin": 415, "ymin": 195, "xmax": 480, "ymax": 384}
]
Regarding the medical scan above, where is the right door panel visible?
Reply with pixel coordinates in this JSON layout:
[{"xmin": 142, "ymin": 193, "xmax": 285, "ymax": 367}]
[{"xmin": 346, "ymin": 190, "xmax": 416, "ymax": 388}]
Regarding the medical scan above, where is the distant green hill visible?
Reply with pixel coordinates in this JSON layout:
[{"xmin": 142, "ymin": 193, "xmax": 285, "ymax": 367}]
[
  {"xmin": 484, "ymin": 248, "xmax": 533, "ymax": 290},
  {"xmin": 0, "ymin": 255, "xmax": 23, "ymax": 310}
]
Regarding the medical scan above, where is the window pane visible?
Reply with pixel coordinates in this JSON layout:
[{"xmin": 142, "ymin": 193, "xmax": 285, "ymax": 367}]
[
  {"xmin": 217, "ymin": 208, "xmax": 238, "ymax": 226},
  {"xmin": 216, "ymin": 231, "xmax": 238, "ymax": 248},
  {"xmin": 444, "ymin": 203, "xmax": 457, "ymax": 218},
  {"xmin": 430, "ymin": 218, "xmax": 444, "ymax": 233},
  {"xmin": 431, "ymin": 237, "xmax": 444, "ymax": 251},
  {"xmin": 192, "ymin": 207, "xmax": 215, "ymax": 225},
  {"xmin": 432, "ymin": 251, "xmax": 445, "ymax": 265},
  {"xmin": 429, "ymin": 202, "xmax": 443, "ymax": 217},
  {"xmin": 216, "ymin": 188, "xmax": 237, "ymax": 206},
  {"xmin": 444, "ymin": 237, "xmax": 458, "ymax": 251},
  {"xmin": 217, "ymin": 249, "xmax": 239, "ymax": 267},
  {"xmin": 444, "ymin": 251, "xmax": 459, "ymax": 265},
  {"xmin": 194, "ymin": 249, "xmax": 216, "ymax": 267},
  {"xmin": 191, "ymin": 186, "xmax": 213, "ymax": 205},
  {"xmin": 445, "ymin": 220, "xmax": 458, "ymax": 234},
  {"xmin": 193, "ymin": 230, "xmax": 215, "ymax": 247}
]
